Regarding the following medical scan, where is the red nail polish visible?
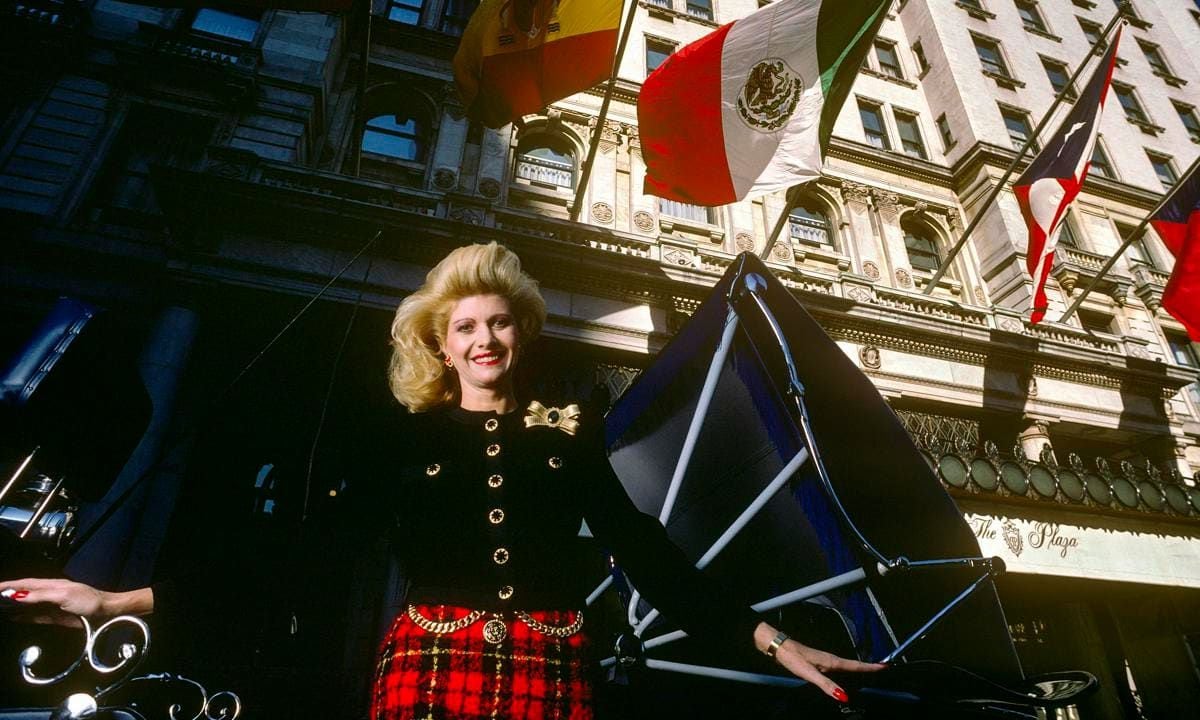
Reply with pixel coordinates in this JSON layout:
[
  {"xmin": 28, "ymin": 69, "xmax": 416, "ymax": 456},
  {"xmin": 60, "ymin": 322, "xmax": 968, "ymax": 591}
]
[
  {"xmin": 12, "ymin": 591, "xmax": 29, "ymax": 600},
  {"xmin": 832, "ymin": 688, "xmax": 848, "ymax": 703}
]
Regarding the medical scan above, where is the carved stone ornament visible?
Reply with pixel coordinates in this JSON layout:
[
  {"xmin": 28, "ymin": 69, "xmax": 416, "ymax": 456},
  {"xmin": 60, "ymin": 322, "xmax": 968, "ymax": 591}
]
[
  {"xmin": 735, "ymin": 232, "xmax": 755, "ymax": 252},
  {"xmin": 895, "ymin": 268, "xmax": 913, "ymax": 288},
  {"xmin": 846, "ymin": 286, "xmax": 873, "ymax": 304},
  {"xmin": 591, "ymin": 202, "xmax": 614, "ymax": 224},
  {"xmin": 984, "ymin": 440, "xmax": 1000, "ymax": 462},
  {"xmin": 633, "ymin": 210, "xmax": 655, "ymax": 233},
  {"xmin": 843, "ymin": 181, "xmax": 871, "ymax": 208},
  {"xmin": 663, "ymin": 247, "xmax": 693, "ymax": 266},
  {"xmin": 862, "ymin": 261, "xmax": 881, "ymax": 281},
  {"xmin": 1128, "ymin": 345, "xmax": 1151, "ymax": 360},
  {"xmin": 478, "ymin": 177, "xmax": 501, "ymax": 198},
  {"xmin": 433, "ymin": 168, "xmax": 457, "ymax": 190},
  {"xmin": 872, "ymin": 189, "xmax": 900, "ymax": 221},
  {"xmin": 1000, "ymin": 318, "xmax": 1024, "ymax": 333},
  {"xmin": 859, "ymin": 345, "xmax": 882, "ymax": 370},
  {"xmin": 1026, "ymin": 375, "xmax": 1038, "ymax": 397},
  {"xmin": 772, "ymin": 243, "xmax": 792, "ymax": 261},
  {"xmin": 974, "ymin": 287, "xmax": 987, "ymax": 305},
  {"xmin": 449, "ymin": 207, "xmax": 483, "ymax": 225}
]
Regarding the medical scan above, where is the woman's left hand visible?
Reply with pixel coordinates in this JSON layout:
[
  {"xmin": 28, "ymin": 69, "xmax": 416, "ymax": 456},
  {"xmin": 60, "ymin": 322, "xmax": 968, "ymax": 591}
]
[
  {"xmin": 754, "ymin": 621, "xmax": 886, "ymax": 704},
  {"xmin": 1, "ymin": 578, "xmax": 151, "ymax": 627}
]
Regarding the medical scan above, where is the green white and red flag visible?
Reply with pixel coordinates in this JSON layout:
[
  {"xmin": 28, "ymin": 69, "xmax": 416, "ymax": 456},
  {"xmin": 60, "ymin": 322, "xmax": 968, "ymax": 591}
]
[{"xmin": 639, "ymin": 0, "xmax": 889, "ymax": 205}]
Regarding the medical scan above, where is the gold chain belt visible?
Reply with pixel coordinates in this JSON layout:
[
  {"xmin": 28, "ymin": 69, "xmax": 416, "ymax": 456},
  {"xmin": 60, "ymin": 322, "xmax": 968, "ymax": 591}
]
[{"xmin": 406, "ymin": 605, "xmax": 583, "ymax": 645}]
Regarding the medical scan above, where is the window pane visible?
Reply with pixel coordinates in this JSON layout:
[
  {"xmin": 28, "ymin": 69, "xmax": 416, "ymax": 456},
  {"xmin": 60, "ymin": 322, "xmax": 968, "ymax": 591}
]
[
  {"xmin": 1090, "ymin": 143, "xmax": 1113, "ymax": 178},
  {"xmin": 1042, "ymin": 59, "xmax": 1072, "ymax": 96},
  {"xmin": 686, "ymin": 0, "xmax": 713, "ymax": 20},
  {"xmin": 912, "ymin": 41, "xmax": 928, "ymax": 74},
  {"xmin": 859, "ymin": 101, "xmax": 890, "ymax": 150},
  {"xmin": 1114, "ymin": 85, "xmax": 1147, "ymax": 123},
  {"xmin": 1148, "ymin": 154, "xmax": 1177, "ymax": 188},
  {"xmin": 875, "ymin": 42, "xmax": 902, "ymax": 78},
  {"xmin": 1017, "ymin": 1, "xmax": 1046, "ymax": 32},
  {"xmin": 905, "ymin": 229, "xmax": 940, "ymax": 272},
  {"xmin": 363, "ymin": 114, "xmax": 423, "ymax": 161},
  {"xmin": 790, "ymin": 203, "xmax": 831, "ymax": 245},
  {"xmin": 895, "ymin": 112, "xmax": 927, "ymax": 159},
  {"xmin": 936, "ymin": 114, "xmax": 954, "ymax": 148},
  {"xmin": 1169, "ymin": 336, "xmax": 1199, "ymax": 367},
  {"xmin": 659, "ymin": 198, "xmax": 715, "ymax": 224},
  {"xmin": 388, "ymin": 0, "xmax": 423, "ymax": 25},
  {"xmin": 191, "ymin": 9, "xmax": 259, "ymax": 43},
  {"xmin": 1079, "ymin": 20, "xmax": 1102, "ymax": 46},
  {"xmin": 646, "ymin": 40, "xmax": 673, "ymax": 73},
  {"xmin": 1001, "ymin": 109, "xmax": 1034, "ymax": 151},
  {"xmin": 974, "ymin": 38, "xmax": 1008, "ymax": 76},
  {"xmin": 1057, "ymin": 218, "xmax": 1078, "ymax": 247},
  {"xmin": 1178, "ymin": 104, "xmax": 1200, "ymax": 142}
]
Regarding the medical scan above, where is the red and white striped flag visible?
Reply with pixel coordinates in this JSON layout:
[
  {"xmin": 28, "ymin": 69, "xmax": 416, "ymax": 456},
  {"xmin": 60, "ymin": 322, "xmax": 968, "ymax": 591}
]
[
  {"xmin": 1015, "ymin": 28, "xmax": 1122, "ymax": 323},
  {"xmin": 639, "ymin": 0, "xmax": 889, "ymax": 205}
]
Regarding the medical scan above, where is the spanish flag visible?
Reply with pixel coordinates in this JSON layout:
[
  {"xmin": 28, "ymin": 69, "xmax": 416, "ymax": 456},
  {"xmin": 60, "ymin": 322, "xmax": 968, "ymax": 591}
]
[{"xmin": 454, "ymin": 0, "xmax": 622, "ymax": 128}]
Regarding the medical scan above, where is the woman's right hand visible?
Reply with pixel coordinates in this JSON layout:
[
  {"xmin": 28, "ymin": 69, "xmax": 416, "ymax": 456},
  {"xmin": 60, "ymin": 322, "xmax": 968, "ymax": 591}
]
[
  {"xmin": 754, "ymin": 621, "xmax": 886, "ymax": 704},
  {"xmin": 1, "ymin": 578, "xmax": 153, "ymax": 627}
]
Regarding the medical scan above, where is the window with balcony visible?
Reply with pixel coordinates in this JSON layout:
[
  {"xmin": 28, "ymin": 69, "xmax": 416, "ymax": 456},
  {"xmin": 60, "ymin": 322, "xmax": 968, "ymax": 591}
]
[
  {"xmin": 1016, "ymin": 1, "xmax": 1049, "ymax": 34},
  {"xmin": 1176, "ymin": 102, "xmax": 1200, "ymax": 143},
  {"xmin": 789, "ymin": 200, "xmax": 834, "ymax": 248},
  {"xmin": 912, "ymin": 40, "xmax": 929, "ymax": 75},
  {"xmin": 1056, "ymin": 215, "xmax": 1081, "ymax": 248},
  {"xmin": 894, "ymin": 110, "xmax": 927, "ymax": 160},
  {"xmin": 1000, "ymin": 105, "xmax": 1036, "ymax": 151},
  {"xmin": 686, "ymin": 0, "xmax": 713, "ymax": 21},
  {"xmin": 903, "ymin": 217, "xmax": 942, "ymax": 273},
  {"xmin": 1041, "ymin": 57, "xmax": 1075, "ymax": 99},
  {"xmin": 1079, "ymin": 310, "xmax": 1116, "ymax": 334},
  {"xmin": 936, "ymin": 113, "xmax": 955, "ymax": 150},
  {"xmin": 1146, "ymin": 151, "xmax": 1178, "ymax": 189},
  {"xmin": 1112, "ymin": 83, "xmax": 1149, "ymax": 124},
  {"xmin": 387, "ymin": 0, "xmax": 424, "ymax": 25},
  {"xmin": 1167, "ymin": 334, "xmax": 1200, "ymax": 407},
  {"xmin": 659, "ymin": 198, "xmax": 717, "ymax": 225},
  {"xmin": 191, "ymin": 9, "xmax": 260, "ymax": 43},
  {"xmin": 515, "ymin": 136, "xmax": 576, "ymax": 189},
  {"xmin": 441, "ymin": 0, "xmax": 478, "ymax": 36},
  {"xmin": 646, "ymin": 37, "xmax": 675, "ymax": 75},
  {"xmin": 858, "ymin": 100, "xmax": 890, "ymax": 150},
  {"xmin": 1089, "ymin": 140, "xmax": 1114, "ymax": 179},
  {"xmin": 874, "ymin": 40, "xmax": 904, "ymax": 80},
  {"xmin": 973, "ymin": 35, "xmax": 1012, "ymax": 78}
]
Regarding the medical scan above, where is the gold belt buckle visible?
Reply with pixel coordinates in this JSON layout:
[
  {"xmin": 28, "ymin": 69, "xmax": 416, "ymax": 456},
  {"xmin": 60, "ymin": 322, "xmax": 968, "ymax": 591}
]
[{"xmin": 482, "ymin": 616, "xmax": 508, "ymax": 645}]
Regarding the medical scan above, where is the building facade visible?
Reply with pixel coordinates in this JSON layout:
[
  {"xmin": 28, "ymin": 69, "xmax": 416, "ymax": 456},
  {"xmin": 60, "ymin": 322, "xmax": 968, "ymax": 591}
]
[{"xmin": 3, "ymin": 0, "xmax": 1200, "ymax": 717}]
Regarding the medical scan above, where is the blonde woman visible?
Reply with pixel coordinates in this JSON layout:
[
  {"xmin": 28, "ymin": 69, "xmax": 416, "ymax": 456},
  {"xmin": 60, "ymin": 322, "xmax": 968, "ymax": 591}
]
[{"xmin": 371, "ymin": 241, "xmax": 882, "ymax": 719}]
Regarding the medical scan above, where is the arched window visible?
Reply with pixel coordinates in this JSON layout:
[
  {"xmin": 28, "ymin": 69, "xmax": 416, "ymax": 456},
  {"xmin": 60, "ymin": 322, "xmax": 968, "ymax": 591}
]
[
  {"xmin": 514, "ymin": 135, "xmax": 576, "ymax": 190},
  {"xmin": 789, "ymin": 198, "xmax": 834, "ymax": 248},
  {"xmin": 902, "ymin": 216, "xmax": 942, "ymax": 273},
  {"xmin": 362, "ymin": 110, "xmax": 428, "ymax": 162}
]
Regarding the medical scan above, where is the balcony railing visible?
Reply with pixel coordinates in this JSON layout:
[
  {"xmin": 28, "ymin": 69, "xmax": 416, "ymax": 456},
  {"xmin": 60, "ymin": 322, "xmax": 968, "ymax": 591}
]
[
  {"xmin": 789, "ymin": 215, "xmax": 830, "ymax": 246},
  {"xmin": 659, "ymin": 198, "xmax": 714, "ymax": 225},
  {"xmin": 514, "ymin": 154, "xmax": 573, "ymax": 189}
]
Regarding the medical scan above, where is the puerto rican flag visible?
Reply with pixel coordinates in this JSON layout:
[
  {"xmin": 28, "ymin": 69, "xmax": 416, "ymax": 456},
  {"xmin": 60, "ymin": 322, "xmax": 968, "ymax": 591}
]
[
  {"xmin": 1014, "ymin": 27, "xmax": 1122, "ymax": 324},
  {"xmin": 1151, "ymin": 164, "xmax": 1200, "ymax": 340},
  {"xmin": 639, "ymin": 0, "xmax": 890, "ymax": 205}
]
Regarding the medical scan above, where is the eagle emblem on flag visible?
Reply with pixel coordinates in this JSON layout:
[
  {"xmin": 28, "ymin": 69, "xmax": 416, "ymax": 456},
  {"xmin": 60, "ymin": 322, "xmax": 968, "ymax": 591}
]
[{"xmin": 736, "ymin": 58, "xmax": 803, "ymax": 132}]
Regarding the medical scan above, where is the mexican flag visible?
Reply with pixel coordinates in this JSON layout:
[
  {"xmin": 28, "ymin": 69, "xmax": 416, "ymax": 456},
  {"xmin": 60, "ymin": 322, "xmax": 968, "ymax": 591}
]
[
  {"xmin": 640, "ymin": 0, "xmax": 890, "ymax": 205},
  {"xmin": 454, "ymin": 0, "xmax": 622, "ymax": 128}
]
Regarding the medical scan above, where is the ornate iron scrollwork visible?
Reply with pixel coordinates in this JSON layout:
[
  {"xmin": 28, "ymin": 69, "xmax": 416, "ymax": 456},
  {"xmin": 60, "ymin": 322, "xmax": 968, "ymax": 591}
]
[{"xmin": 16, "ymin": 614, "xmax": 241, "ymax": 720}]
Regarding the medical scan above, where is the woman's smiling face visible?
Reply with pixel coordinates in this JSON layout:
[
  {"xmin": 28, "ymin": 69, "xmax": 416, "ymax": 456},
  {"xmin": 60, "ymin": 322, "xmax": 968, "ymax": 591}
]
[{"xmin": 443, "ymin": 294, "xmax": 520, "ymax": 396}]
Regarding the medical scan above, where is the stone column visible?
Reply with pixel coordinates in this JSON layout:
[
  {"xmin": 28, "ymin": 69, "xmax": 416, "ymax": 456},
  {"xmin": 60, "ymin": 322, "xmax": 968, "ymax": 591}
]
[
  {"xmin": 429, "ymin": 86, "xmax": 469, "ymax": 193},
  {"xmin": 476, "ymin": 125, "xmax": 510, "ymax": 201},
  {"xmin": 626, "ymin": 130, "xmax": 657, "ymax": 238},
  {"xmin": 761, "ymin": 191, "xmax": 790, "ymax": 261},
  {"xmin": 585, "ymin": 120, "xmax": 620, "ymax": 228},
  {"xmin": 842, "ymin": 182, "xmax": 880, "ymax": 282},
  {"xmin": 872, "ymin": 188, "xmax": 913, "ymax": 290}
]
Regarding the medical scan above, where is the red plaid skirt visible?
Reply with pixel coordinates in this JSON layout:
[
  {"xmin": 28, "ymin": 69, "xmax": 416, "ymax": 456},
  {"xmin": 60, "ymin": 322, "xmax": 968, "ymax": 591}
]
[{"xmin": 372, "ymin": 604, "xmax": 593, "ymax": 720}]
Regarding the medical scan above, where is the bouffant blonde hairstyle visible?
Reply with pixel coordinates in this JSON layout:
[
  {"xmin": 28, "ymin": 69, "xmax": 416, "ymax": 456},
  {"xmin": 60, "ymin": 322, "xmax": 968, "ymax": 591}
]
[{"xmin": 388, "ymin": 242, "xmax": 547, "ymax": 412}]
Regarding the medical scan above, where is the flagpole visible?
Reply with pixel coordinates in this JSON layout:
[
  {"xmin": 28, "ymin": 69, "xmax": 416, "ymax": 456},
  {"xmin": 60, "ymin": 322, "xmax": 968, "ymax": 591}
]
[
  {"xmin": 1058, "ymin": 154, "xmax": 1200, "ymax": 324},
  {"xmin": 922, "ymin": 7, "xmax": 1128, "ymax": 295},
  {"xmin": 352, "ymin": 0, "xmax": 374, "ymax": 178},
  {"xmin": 569, "ymin": 0, "xmax": 639, "ymax": 222},
  {"xmin": 758, "ymin": 195, "xmax": 798, "ymax": 262}
]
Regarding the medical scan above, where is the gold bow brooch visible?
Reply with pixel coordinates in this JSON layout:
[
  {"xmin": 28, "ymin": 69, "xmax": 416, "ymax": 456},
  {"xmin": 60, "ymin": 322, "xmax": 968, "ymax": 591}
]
[{"xmin": 524, "ymin": 401, "xmax": 581, "ymax": 436}]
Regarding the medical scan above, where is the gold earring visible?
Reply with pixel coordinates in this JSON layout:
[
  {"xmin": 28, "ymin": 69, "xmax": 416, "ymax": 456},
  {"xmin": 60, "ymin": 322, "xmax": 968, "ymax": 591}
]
[{"xmin": 444, "ymin": 356, "xmax": 454, "ymax": 368}]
